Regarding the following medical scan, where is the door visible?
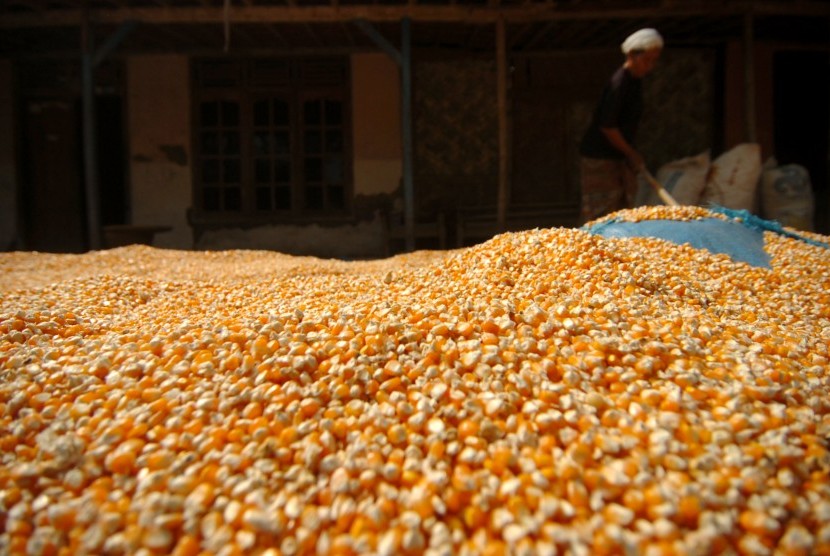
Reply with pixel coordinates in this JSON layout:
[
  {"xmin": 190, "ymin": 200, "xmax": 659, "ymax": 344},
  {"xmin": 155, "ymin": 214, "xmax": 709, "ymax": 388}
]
[
  {"xmin": 97, "ymin": 95, "xmax": 128, "ymax": 227},
  {"xmin": 511, "ymin": 54, "xmax": 618, "ymax": 207},
  {"xmin": 773, "ymin": 50, "xmax": 830, "ymax": 234},
  {"xmin": 23, "ymin": 100, "xmax": 86, "ymax": 252},
  {"xmin": 22, "ymin": 95, "xmax": 127, "ymax": 252},
  {"xmin": 512, "ymin": 57, "xmax": 572, "ymax": 206}
]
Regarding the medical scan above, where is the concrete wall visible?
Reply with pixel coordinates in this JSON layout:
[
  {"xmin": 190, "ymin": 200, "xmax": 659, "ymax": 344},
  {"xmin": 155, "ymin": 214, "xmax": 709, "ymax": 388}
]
[
  {"xmin": 351, "ymin": 53, "xmax": 402, "ymax": 198},
  {"xmin": 127, "ymin": 55, "xmax": 193, "ymax": 249},
  {"xmin": 0, "ymin": 61, "xmax": 18, "ymax": 250}
]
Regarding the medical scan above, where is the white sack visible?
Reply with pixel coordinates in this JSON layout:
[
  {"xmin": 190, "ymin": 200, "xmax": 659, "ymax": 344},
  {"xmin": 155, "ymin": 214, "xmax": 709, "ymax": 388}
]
[
  {"xmin": 700, "ymin": 143, "xmax": 762, "ymax": 211},
  {"xmin": 655, "ymin": 151, "xmax": 710, "ymax": 206}
]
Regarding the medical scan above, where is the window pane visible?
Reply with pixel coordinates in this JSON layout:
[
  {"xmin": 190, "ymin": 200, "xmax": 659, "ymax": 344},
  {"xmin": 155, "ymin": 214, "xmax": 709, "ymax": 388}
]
[
  {"xmin": 274, "ymin": 132, "xmax": 290, "ymax": 155},
  {"xmin": 256, "ymin": 187, "xmax": 272, "ymax": 210},
  {"xmin": 304, "ymin": 100, "xmax": 321, "ymax": 125},
  {"xmin": 224, "ymin": 159, "xmax": 240, "ymax": 183},
  {"xmin": 275, "ymin": 186, "xmax": 291, "ymax": 210},
  {"xmin": 223, "ymin": 132, "xmax": 239, "ymax": 155},
  {"xmin": 324, "ymin": 157, "xmax": 343, "ymax": 184},
  {"xmin": 254, "ymin": 100, "xmax": 269, "ymax": 126},
  {"xmin": 274, "ymin": 99, "xmax": 289, "ymax": 126},
  {"xmin": 202, "ymin": 132, "xmax": 219, "ymax": 155},
  {"xmin": 224, "ymin": 187, "xmax": 241, "ymax": 211},
  {"xmin": 253, "ymin": 132, "xmax": 271, "ymax": 156},
  {"xmin": 328, "ymin": 185, "xmax": 345, "ymax": 209},
  {"xmin": 325, "ymin": 100, "xmax": 342, "ymax": 125},
  {"xmin": 304, "ymin": 158, "xmax": 322, "ymax": 182},
  {"xmin": 222, "ymin": 102, "xmax": 239, "ymax": 126},
  {"xmin": 255, "ymin": 159, "xmax": 271, "ymax": 183},
  {"xmin": 305, "ymin": 131, "xmax": 322, "ymax": 154},
  {"xmin": 305, "ymin": 186, "xmax": 323, "ymax": 209},
  {"xmin": 202, "ymin": 159, "xmax": 220, "ymax": 183},
  {"xmin": 325, "ymin": 130, "xmax": 343, "ymax": 153},
  {"xmin": 203, "ymin": 187, "xmax": 220, "ymax": 211},
  {"xmin": 275, "ymin": 159, "xmax": 291, "ymax": 183},
  {"xmin": 200, "ymin": 102, "xmax": 218, "ymax": 127}
]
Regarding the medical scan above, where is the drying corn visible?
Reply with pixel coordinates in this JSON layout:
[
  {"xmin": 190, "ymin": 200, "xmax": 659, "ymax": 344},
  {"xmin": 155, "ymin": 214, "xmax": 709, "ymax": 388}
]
[{"xmin": 1, "ymin": 205, "xmax": 829, "ymax": 556}]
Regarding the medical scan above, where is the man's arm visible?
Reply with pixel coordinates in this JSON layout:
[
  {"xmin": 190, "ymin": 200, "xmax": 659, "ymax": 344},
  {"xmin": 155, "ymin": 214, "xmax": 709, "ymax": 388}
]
[{"xmin": 600, "ymin": 127, "xmax": 644, "ymax": 172}]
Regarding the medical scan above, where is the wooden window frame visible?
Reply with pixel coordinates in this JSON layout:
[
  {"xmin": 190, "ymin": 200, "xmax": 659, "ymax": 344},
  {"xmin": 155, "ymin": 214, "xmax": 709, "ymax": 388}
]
[{"xmin": 190, "ymin": 57, "xmax": 352, "ymax": 228}]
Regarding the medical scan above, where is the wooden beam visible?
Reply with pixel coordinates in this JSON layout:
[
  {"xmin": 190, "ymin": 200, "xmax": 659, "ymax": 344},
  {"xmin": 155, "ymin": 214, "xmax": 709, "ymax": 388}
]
[
  {"xmin": 522, "ymin": 20, "xmax": 555, "ymax": 50},
  {"xmin": 262, "ymin": 23, "xmax": 290, "ymax": 47},
  {"xmin": 93, "ymin": 18, "xmax": 137, "ymax": 65},
  {"xmin": 354, "ymin": 18, "xmax": 401, "ymax": 64},
  {"xmin": 3, "ymin": 1, "xmax": 829, "ymax": 29},
  {"xmin": 507, "ymin": 22, "xmax": 536, "ymax": 50}
]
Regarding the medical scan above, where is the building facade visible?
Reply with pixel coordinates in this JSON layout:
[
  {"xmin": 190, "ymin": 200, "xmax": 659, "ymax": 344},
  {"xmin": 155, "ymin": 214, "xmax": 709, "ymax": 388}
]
[{"xmin": 1, "ymin": 1, "xmax": 828, "ymax": 256}]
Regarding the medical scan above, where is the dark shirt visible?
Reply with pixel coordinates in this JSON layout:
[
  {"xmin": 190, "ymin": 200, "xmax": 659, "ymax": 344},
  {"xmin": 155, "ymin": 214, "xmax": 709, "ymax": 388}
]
[{"xmin": 579, "ymin": 66, "xmax": 643, "ymax": 160}]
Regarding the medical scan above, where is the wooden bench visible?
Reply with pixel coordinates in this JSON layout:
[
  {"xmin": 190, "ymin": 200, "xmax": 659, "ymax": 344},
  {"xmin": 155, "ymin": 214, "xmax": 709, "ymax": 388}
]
[{"xmin": 456, "ymin": 203, "xmax": 580, "ymax": 247}]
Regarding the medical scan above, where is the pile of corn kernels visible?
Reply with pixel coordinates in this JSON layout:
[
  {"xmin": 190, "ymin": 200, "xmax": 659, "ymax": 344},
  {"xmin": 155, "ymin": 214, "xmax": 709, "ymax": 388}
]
[{"xmin": 1, "ymin": 206, "xmax": 829, "ymax": 556}]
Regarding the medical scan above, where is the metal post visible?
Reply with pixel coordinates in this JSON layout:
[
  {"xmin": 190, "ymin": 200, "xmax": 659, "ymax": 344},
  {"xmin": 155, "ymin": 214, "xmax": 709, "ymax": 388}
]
[{"xmin": 354, "ymin": 17, "xmax": 414, "ymax": 251}]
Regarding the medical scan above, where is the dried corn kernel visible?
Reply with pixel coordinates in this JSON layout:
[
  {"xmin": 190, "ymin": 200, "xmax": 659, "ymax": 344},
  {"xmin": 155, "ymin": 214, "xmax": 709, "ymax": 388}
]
[{"xmin": 1, "ymin": 206, "xmax": 829, "ymax": 554}]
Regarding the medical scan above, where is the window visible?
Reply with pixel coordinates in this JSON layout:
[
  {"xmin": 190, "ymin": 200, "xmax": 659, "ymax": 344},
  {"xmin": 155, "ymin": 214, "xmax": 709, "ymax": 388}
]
[
  {"xmin": 192, "ymin": 58, "xmax": 350, "ymax": 222},
  {"xmin": 198, "ymin": 99, "xmax": 242, "ymax": 212},
  {"xmin": 252, "ymin": 96, "xmax": 293, "ymax": 211},
  {"xmin": 302, "ymin": 97, "xmax": 346, "ymax": 211}
]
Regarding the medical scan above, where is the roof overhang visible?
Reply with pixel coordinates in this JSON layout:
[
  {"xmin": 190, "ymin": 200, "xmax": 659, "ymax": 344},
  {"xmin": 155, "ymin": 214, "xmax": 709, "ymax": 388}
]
[{"xmin": 1, "ymin": 0, "xmax": 828, "ymax": 57}]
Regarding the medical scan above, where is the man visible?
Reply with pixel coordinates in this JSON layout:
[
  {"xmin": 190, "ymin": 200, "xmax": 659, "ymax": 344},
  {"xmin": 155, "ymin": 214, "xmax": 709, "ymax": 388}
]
[{"xmin": 579, "ymin": 28, "xmax": 663, "ymax": 223}]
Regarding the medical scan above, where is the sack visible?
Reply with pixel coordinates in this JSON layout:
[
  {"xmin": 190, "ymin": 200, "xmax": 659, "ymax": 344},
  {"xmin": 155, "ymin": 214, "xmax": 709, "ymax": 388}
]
[
  {"xmin": 700, "ymin": 143, "xmax": 762, "ymax": 211},
  {"xmin": 635, "ymin": 151, "xmax": 710, "ymax": 207},
  {"xmin": 657, "ymin": 151, "xmax": 710, "ymax": 206},
  {"xmin": 760, "ymin": 163, "xmax": 815, "ymax": 232}
]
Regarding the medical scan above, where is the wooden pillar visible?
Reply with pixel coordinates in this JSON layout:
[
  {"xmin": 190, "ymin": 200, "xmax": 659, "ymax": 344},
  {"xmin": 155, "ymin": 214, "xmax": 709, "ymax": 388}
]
[
  {"xmin": 496, "ymin": 16, "xmax": 510, "ymax": 231},
  {"xmin": 81, "ymin": 2, "xmax": 101, "ymax": 251}
]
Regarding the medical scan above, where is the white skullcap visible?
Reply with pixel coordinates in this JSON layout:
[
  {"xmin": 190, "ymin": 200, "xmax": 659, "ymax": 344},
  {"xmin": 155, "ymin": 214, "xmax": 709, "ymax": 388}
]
[{"xmin": 621, "ymin": 28, "xmax": 664, "ymax": 54}]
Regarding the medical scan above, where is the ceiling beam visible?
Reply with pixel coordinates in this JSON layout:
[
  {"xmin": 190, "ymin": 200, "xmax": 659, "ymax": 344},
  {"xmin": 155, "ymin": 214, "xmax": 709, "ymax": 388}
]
[{"xmin": 2, "ymin": 1, "xmax": 828, "ymax": 29}]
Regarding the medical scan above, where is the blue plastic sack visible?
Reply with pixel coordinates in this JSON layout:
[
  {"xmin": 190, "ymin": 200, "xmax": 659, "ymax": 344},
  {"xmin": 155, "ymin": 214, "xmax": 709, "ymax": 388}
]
[{"xmin": 585, "ymin": 217, "xmax": 771, "ymax": 268}]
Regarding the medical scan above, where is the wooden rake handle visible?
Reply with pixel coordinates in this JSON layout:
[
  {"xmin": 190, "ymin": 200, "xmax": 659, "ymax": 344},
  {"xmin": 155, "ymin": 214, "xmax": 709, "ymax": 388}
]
[{"xmin": 642, "ymin": 169, "xmax": 681, "ymax": 207}]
